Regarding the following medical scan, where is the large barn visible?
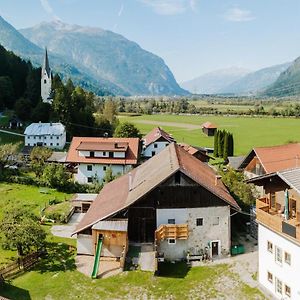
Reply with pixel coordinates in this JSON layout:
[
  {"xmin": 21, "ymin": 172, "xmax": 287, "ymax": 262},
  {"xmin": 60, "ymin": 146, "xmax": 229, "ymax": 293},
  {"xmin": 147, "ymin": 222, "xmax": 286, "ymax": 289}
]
[{"xmin": 74, "ymin": 143, "xmax": 240, "ymax": 277}]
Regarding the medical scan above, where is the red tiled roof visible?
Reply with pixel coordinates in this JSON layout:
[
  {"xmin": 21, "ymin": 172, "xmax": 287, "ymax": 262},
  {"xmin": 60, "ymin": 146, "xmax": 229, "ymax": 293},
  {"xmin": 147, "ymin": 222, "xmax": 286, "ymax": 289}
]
[
  {"xmin": 178, "ymin": 143, "xmax": 201, "ymax": 155},
  {"xmin": 201, "ymin": 121, "xmax": 217, "ymax": 129},
  {"xmin": 241, "ymin": 143, "xmax": 300, "ymax": 173},
  {"xmin": 74, "ymin": 143, "xmax": 239, "ymax": 234},
  {"xmin": 76, "ymin": 141, "xmax": 128, "ymax": 152},
  {"xmin": 66, "ymin": 137, "xmax": 139, "ymax": 165},
  {"xmin": 143, "ymin": 127, "xmax": 175, "ymax": 147}
]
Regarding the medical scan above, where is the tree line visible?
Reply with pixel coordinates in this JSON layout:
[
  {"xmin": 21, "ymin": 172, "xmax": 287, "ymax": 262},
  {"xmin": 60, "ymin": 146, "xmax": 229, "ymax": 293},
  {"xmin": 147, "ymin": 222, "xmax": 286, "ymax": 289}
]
[{"xmin": 213, "ymin": 130, "xmax": 234, "ymax": 160}]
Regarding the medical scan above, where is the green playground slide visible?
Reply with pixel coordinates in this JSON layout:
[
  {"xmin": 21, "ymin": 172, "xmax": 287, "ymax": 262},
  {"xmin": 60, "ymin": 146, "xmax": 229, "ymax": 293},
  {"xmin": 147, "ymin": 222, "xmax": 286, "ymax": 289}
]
[{"xmin": 91, "ymin": 236, "xmax": 103, "ymax": 279}]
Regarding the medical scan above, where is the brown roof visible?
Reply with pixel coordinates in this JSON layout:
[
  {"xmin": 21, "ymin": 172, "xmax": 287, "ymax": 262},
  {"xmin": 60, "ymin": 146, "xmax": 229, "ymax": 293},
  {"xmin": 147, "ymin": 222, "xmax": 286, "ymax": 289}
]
[
  {"xmin": 143, "ymin": 127, "xmax": 175, "ymax": 147},
  {"xmin": 76, "ymin": 141, "xmax": 128, "ymax": 152},
  {"xmin": 201, "ymin": 121, "xmax": 217, "ymax": 129},
  {"xmin": 66, "ymin": 137, "xmax": 139, "ymax": 165},
  {"xmin": 74, "ymin": 143, "xmax": 240, "ymax": 234},
  {"xmin": 240, "ymin": 143, "xmax": 300, "ymax": 173},
  {"xmin": 178, "ymin": 143, "xmax": 202, "ymax": 155}
]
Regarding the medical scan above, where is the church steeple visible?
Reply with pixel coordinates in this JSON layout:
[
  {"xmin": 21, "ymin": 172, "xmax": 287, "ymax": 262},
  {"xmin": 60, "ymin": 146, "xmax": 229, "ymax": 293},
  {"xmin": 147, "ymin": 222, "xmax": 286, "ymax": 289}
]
[{"xmin": 41, "ymin": 47, "xmax": 52, "ymax": 103}]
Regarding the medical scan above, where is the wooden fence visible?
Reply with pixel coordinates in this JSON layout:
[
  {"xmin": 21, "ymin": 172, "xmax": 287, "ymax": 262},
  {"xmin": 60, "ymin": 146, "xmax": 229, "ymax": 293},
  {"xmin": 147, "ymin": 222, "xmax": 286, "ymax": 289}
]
[{"xmin": 0, "ymin": 251, "xmax": 43, "ymax": 280}]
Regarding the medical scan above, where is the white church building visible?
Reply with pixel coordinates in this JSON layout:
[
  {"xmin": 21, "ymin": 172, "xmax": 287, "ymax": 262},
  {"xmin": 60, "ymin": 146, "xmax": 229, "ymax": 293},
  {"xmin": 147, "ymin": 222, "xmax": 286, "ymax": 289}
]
[{"xmin": 41, "ymin": 48, "xmax": 53, "ymax": 103}]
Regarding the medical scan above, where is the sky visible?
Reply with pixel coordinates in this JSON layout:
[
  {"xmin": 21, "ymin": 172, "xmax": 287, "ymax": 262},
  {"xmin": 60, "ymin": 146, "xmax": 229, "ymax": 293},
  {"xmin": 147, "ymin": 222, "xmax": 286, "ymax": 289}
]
[{"xmin": 1, "ymin": 0, "xmax": 300, "ymax": 82}]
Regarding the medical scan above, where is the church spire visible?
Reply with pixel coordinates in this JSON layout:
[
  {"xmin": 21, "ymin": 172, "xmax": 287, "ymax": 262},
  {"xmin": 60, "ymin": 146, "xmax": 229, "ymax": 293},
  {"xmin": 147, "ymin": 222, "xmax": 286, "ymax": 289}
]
[{"xmin": 43, "ymin": 47, "xmax": 51, "ymax": 77}]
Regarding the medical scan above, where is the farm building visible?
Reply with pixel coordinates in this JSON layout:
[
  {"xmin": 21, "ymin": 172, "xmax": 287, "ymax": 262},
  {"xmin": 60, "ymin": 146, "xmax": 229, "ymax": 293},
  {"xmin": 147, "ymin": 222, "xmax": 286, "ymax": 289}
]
[
  {"xmin": 238, "ymin": 143, "xmax": 300, "ymax": 179},
  {"xmin": 66, "ymin": 137, "xmax": 140, "ymax": 184},
  {"xmin": 24, "ymin": 122, "xmax": 66, "ymax": 150},
  {"xmin": 73, "ymin": 143, "xmax": 240, "ymax": 278},
  {"xmin": 142, "ymin": 127, "xmax": 175, "ymax": 158},
  {"xmin": 201, "ymin": 122, "xmax": 217, "ymax": 136},
  {"xmin": 248, "ymin": 168, "xmax": 300, "ymax": 300},
  {"xmin": 71, "ymin": 193, "xmax": 98, "ymax": 213}
]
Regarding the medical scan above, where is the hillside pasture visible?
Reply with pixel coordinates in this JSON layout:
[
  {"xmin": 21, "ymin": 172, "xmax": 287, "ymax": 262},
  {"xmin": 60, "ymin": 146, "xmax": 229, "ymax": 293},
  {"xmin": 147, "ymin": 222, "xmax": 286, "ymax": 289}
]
[{"xmin": 119, "ymin": 114, "xmax": 300, "ymax": 155}]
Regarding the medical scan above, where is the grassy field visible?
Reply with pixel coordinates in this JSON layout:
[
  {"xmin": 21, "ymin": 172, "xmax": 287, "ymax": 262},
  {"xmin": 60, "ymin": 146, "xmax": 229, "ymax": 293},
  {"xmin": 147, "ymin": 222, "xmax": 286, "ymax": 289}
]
[
  {"xmin": 1, "ymin": 258, "xmax": 265, "ymax": 300},
  {"xmin": 119, "ymin": 114, "xmax": 300, "ymax": 155},
  {"xmin": 0, "ymin": 183, "xmax": 72, "ymax": 266},
  {"xmin": 0, "ymin": 131, "xmax": 23, "ymax": 146}
]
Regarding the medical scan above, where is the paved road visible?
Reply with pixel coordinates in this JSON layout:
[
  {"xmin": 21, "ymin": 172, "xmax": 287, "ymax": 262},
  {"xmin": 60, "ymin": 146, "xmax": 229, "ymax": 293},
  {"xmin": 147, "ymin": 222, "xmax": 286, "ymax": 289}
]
[{"xmin": 0, "ymin": 129, "xmax": 24, "ymax": 137}]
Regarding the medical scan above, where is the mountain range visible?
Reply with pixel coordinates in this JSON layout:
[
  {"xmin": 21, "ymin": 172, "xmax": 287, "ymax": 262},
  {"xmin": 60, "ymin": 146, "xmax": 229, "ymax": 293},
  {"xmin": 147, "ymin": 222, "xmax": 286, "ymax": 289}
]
[
  {"xmin": 0, "ymin": 16, "xmax": 187, "ymax": 96},
  {"xmin": 180, "ymin": 68, "xmax": 250, "ymax": 94},
  {"xmin": 181, "ymin": 63, "xmax": 292, "ymax": 96}
]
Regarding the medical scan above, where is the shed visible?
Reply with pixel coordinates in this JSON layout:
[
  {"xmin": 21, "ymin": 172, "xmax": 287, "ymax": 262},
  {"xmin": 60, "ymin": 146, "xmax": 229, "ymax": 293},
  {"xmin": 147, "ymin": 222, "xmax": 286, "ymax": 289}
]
[
  {"xmin": 71, "ymin": 193, "xmax": 98, "ymax": 213},
  {"xmin": 201, "ymin": 122, "xmax": 217, "ymax": 136}
]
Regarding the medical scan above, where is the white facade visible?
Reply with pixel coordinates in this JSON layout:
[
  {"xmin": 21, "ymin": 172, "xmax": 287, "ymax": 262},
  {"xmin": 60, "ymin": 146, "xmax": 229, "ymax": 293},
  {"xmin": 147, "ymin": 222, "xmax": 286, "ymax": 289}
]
[
  {"xmin": 258, "ymin": 224, "xmax": 300, "ymax": 300},
  {"xmin": 75, "ymin": 163, "xmax": 132, "ymax": 184},
  {"xmin": 143, "ymin": 141, "xmax": 170, "ymax": 158},
  {"xmin": 157, "ymin": 206, "xmax": 231, "ymax": 260},
  {"xmin": 24, "ymin": 123, "xmax": 66, "ymax": 150},
  {"xmin": 78, "ymin": 150, "xmax": 126, "ymax": 159}
]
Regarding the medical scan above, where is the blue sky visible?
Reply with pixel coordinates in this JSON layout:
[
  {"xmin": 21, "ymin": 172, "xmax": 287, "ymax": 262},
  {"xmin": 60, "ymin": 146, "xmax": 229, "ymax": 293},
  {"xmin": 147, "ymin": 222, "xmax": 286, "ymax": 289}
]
[{"xmin": 1, "ymin": 0, "xmax": 300, "ymax": 82}]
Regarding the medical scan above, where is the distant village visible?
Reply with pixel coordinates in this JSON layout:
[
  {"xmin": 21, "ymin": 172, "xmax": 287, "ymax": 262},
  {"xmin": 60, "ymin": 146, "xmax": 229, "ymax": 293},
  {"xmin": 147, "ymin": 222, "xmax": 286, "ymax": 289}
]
[{"xmin": 1, "ymin": 50, "xmax": 300, "ymax": 300}]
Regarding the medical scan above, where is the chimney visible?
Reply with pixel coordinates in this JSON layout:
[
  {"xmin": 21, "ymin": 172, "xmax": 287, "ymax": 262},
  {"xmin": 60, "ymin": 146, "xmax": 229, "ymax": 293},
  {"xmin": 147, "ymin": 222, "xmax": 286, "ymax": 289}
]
[
  {"xmin": 128, "ymin": 172, "xmax": 132, "ymax": 191},
  {"xmin": 215, "ymin": 175, "xmax": 222, "ymax": 186}
]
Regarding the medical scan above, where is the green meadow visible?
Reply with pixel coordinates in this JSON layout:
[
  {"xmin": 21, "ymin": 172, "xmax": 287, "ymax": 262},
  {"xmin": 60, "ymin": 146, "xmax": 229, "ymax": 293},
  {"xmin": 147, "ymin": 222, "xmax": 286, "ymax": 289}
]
[{"xmin": 119, "ymin": 114, "xmax": 300, "ymax": 155}]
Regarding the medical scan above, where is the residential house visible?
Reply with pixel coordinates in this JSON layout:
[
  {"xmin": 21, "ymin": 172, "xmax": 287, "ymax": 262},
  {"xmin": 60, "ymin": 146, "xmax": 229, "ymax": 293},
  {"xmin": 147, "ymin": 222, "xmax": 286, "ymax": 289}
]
[
  {"xmin": 24, "ymin": 122, "xmax": 66, "ymax": 150},
  {"xmin": 73, "ymin": 143, "xmax": 240, "ymax": 277},
  {"xmin": 178, "ymin": 143, "xmax": 211, "ymax": 163},
  {"xmin": 142, "ymin": 127, "xmax": 175, "ymax": 158},
  {"xmin": 248, "ymin": 168, "xmax": 300, "ymax": 300},
  {"xmin": 238, "ymin": 143, "xmax": 300, "ymax": 179},
  {"xmin": 201, "ymin": 122, "xmax": 217, "ymax": 136},
  {"xmin": 66, "ymin": 137, "xmax": 140, "ymax": 184}
]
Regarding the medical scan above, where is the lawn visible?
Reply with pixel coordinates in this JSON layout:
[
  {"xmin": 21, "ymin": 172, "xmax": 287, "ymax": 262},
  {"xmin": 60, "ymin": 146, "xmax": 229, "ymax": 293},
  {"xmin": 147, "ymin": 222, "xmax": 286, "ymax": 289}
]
[
  {"xmin": 1, "ymin": 257, "xmax": 266, "ymax": 300},
  {"xmin": 0, "ymin": 131, "xmax": 23, "ymax": 146},
  {"xmin": 0, "ymin": 183, "xmax": 72, "ymax": 266},
  {"xmin": 119, "ymin": 114, "xmax": 300, "ymax": 155}
]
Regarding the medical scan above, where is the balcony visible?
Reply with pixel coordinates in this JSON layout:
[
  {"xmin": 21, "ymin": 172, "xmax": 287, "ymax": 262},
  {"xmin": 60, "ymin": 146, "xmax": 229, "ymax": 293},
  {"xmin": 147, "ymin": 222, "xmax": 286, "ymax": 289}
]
[
  {"xmin": 155, "ymin": 224, "xmax": 189, "ymax": 242},
  {"xmin": 256, "ymin": 198, "xmax": 300, "ymax": 243}
]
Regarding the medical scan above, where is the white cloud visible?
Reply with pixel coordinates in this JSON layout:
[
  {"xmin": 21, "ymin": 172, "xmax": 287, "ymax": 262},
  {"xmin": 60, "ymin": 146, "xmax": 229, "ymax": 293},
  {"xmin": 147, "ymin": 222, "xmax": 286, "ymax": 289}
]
[
  {"xmin": 118, "ymin": 4, "xmax": 124, "ymax": 17},
  {"xmin": 140, "ymin": 0, "xmax": 198, "ymax": 15},
  {"xmin": 40, "ymin": 0, "xmax": 61, "ymax": 21},
  {"xmin": 224, "ymin": 8, "xmax": 255, "ymax": 22}
]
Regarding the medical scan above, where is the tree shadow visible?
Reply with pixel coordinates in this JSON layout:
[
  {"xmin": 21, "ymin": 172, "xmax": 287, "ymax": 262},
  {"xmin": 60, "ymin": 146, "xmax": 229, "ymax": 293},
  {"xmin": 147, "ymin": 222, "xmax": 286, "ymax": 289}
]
[
  {"xmin": 156, "ymin": 261, "xmax": 190, "ymax": 278},
  {"xmin": 0, "ymin": 282, "xmax": 31, "ymax": 300},
  {"xmin": 34, "ymin": 241, "xmax": 76, "ymax": 273}
]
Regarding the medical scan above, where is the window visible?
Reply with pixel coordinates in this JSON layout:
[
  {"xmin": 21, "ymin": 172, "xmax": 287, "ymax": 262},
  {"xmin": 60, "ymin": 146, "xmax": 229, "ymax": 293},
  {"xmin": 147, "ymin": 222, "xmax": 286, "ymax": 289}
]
[
  {"xmin": 50, "ymin": 143, "xmax": 53, "ymax": 146},
  {"xmin": 50, "ymin": 136, "xmax": 53, "ymax": 139},
  {"xmin": 57, "ymin": 136, "xmax": 59, "ymax": 140},
  {"xmin": 103, "ymin": 152, "xmax": 106, "ymax": 156},
  {"xmin": 103, "ymin": 166, "xmax": 107, "ymax": 171},
  {"xmin": 151, "ymin": 151, "xmax": 155, "ymax": 157},
  {"xmin": 196, "ymin": 218, "xmax": 203, "ymax": 226},
  {"xmin": 275, "ymin": 246, "xmax": 282, "ymax": 264},
  {"xmin": 168, "ymin": 238, "xmax": 176, "ymax": 245},
  {"xmin": 44, "ymin": 79, "xmax": 47, "ymax": 84},
  {"xmin": 285, "ymin": 285, "xmax": 291, "ymax": 298},
  {"xmin": 44, "ymin": 136, "xmax": 46, "ymax": 139},
  {"xmin": 267, "ymin": 241, "xmax": 273, "ymax": 253},
  {"xmin": 56, "ymin": 143, "xmax": 59, "ymax": 146},
  {"xmin": 154, "ymin": 143, "xmax": 158, "ymax": 148},
  {"xmin": 27, "ymin": 143, "xmax": 30, "ymax": 146},
  {"xmin": 90, "ymin": 151, "xmax": 95, "ymax": 157},
  {"xmin": 87, "ymin": 177, "xmax": 93, "ymax": 183},
  {"xmin": 168, "ymin": 219, "xmax": 175, "ymax": 224},
  {"xmin": 284, "ymin": 252, "xmax": 291, "ymax": 265},
  {"xmin": 44, "ymin": 143, "xmax": 46, "ymax": 146},
  {"xmin": 39, "ymin": 136, "xmax": 42, "ymax": 140},
  {"xmin": 267, "ymin": 272, "xmax": 273, "ymax": 283},
  {"xmin": 28, "ymin": 136, "xmax": 30, "ymax": 139},
  {"xmin": 175, "ymin": 172, "xmax": 181, "ymax": 184},
  {"xmin": 212, "ymin": 217, "xmax": 220, "ymax": 226},
  {"xmin": 275, "ymin": 278, "xmax": 282, "ymax": 295},
  {"xmin": 87, "ymin": 165, "xmax": 92, "ymax": 171},
  {"xmin": 34, "ymin": 136, "xmax": 36, "ymax": 139}
]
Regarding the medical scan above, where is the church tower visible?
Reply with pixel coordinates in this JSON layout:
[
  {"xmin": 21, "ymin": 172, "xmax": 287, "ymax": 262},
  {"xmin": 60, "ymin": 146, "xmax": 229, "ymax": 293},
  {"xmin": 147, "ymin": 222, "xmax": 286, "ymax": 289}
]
[{"xmin": 41, "ymin": 48, "xmax": 52, "ymax": 103}]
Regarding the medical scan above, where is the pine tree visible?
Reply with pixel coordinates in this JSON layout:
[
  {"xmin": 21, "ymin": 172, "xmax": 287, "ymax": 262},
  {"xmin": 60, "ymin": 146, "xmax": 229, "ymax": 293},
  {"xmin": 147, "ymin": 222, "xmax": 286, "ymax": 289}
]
[
  {"xmin": 228, "ymin": 133, "xmax": 234, "ymax": 156},
  {"xmin": 214, "ymin": 130, "xmax": 219, "ymax": 157},
  {"xmin": 218, "ymin": 130, "xmax": 224, "ymax": 157},
  {"xmin": 223, "ymin": 131, "xmax": 229, "ymax": 160}
]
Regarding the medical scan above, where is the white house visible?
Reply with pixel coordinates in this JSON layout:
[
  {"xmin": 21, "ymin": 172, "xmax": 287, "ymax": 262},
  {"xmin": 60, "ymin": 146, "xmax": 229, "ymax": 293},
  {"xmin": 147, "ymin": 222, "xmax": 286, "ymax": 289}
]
[
  {"xmin": 66, "ymin": 137, "xmax": 140, "ymax": 184},
  {"xmin": 249, "ymin": 168, "xmax": 300, "ymax": 300},
  {"xmin": 142, "ymin": 127, "xmax": 175, "ymax": 158},
  {"xmin": 41, "ymin": 48, "xmax": 52, "ymax": 103},
  {"xmin": 73, "ymin": 143, "xmax": 240, "ymax": 267},
  {"xmin": 24, "ymin": 122, "xmax": 66, "ymax": 150}
]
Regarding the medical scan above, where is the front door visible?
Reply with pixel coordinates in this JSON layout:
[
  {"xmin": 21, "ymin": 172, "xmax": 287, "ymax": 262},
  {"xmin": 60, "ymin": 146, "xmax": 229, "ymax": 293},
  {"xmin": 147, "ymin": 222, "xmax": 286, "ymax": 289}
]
[{"xmin": 211, "ymin": 241, "xmax": 219, "ymax": 256}]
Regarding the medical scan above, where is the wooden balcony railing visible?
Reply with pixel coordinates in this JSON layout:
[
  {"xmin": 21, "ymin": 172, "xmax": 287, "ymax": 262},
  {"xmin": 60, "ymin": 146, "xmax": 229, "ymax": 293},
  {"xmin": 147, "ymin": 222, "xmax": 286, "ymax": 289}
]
[
  {"xmin": 155, "ymin": 224, "xmax": 189, "ymax": 242},
  {"xmin": 256, "ymin": 199, "xmax": 300, "ymax": 242}
]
